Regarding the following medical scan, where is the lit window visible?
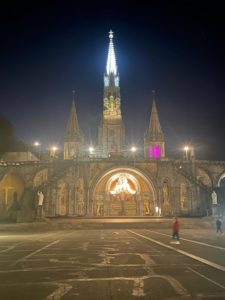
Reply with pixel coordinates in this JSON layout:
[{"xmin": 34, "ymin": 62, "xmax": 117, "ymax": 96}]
[{"xmin": 149, "ymin": 145, "xmax": 161, "ymax": 159}]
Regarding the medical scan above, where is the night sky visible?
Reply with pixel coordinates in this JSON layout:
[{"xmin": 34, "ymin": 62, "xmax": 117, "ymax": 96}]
[{"xmin": 1, "ymin": 1, "xmax": 225, "ymax": 160}]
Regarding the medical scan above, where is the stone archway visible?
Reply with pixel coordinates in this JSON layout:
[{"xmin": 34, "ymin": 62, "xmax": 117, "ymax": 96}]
[
  {"xmin": 218, "ymin": 174, "xmax": 225, "ymax": 188},
  {"xmin": 107, "ymin": 173, "xmax": 139, "ymax": 216},
  {"xmin": 91, "ymin": 167, "xmax": 156, "ymax": 217},
  {"xmin": 56, "ymin": 181, "xmax": 68, "ymax": 216},
  {"xmin": 33, "ymin": 168, "xmax": 48, "ymax": 189},
  {"xmin": 0, "ymin": 173, "xmax": 24, "ymax": 213},
  {"xmin": 217, "ymin": 174, "xmax": 225, "ymax": 214}
]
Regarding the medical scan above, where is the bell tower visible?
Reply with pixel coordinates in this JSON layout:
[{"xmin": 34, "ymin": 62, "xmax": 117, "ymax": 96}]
[
  {"xmin": 98, "ymin": 31, "xmax": 125, "ymax": 157},
  {"xmin": 64, "ymin": 92, "xmax": 83, "ymax": 160},
  {"xmin": 144, "ymin": 91, "xmax": 165, "ymax": 159}
]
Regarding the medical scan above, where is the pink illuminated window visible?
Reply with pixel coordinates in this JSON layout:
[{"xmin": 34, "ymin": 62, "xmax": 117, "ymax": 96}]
[
  {"xmin": 154, "ymin": 145, "xmax": 160, "ymax": 158},
  {"xmin": 149, "ymin": 145, "xmax": 161, "ymax": 159}
]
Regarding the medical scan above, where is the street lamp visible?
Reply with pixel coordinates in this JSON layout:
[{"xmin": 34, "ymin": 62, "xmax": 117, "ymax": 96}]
[
  {"xmin": 184, "ymin": 146, "xmax": 189, "ymax": 160},
  {"xmin": 130, "ymin": 146, "xmax": 137, "ymax": 164},
  {"xmin": 50, "ymin": 145, "xmax": 58, "ymax": 158},
  {"xmin": 89, "ymin": 146, "xmax": 94, "ymax": 154},
  {"xmin": 89, "ymin": 146, "xmax": 95, "ymax": 158},
  {"xmin": 131, "ymin": 146, "xmax": 136, "ymax": 153},
  {"xmin": 33, "ymin": 141, "xmax": 41, "ymax": 159},
  {"xmin": 34, "ymin": 141, "xmax": 40, "ymax": 147}
]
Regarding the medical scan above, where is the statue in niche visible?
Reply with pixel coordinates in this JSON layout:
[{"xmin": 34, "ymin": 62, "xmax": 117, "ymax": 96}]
[
  {"xmin": 96, "ymin": 202, "xmax": 103, "ymax": 216},
  {"xmin": 37, "ymin": 191, "xmax": 44, "ymax": 206},
  {"xmin": 162, "ymin": 181, "xmax": 169, "ymax": 203},
  {"xmin": 77, "ymin": 178, "xmax": 85, "ymax": 216},
  {"xmin": 162, "ymin": 180, "xmax": 170, "ymax": 215},
  {"xmin": 180, "ymin": 184, "xmax": 188, "ymax": 210},
  {"xmin": 211, "ymin": 190, "xmax": 217, "ymax": 205},
  {"xmin": 144, "ymin": 200, "xmax": 150, "ymax": 215},
  {"xmin": 57, "ymin": 182, "xmax": 67, "ymax": 216},
  {"xmin": 37, "ymin": 191, "xmax": 44, "ymax": 217}
]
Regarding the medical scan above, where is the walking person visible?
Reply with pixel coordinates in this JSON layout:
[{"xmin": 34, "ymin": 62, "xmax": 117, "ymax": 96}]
[
  {"xmin": 171, "ymin": 217, "xmax": 180, "ymax": 244},
  {"xmin": 216, "ymin": 218, "xmax": 223, "ymax": 235}
]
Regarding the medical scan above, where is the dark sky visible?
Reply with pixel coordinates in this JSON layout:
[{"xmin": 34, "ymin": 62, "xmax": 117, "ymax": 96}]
[{"xmin": 1, "ymin": 1, "xmax": 225, "ymax": 160}]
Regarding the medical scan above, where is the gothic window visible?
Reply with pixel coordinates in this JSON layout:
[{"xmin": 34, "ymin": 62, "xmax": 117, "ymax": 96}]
[{"xmin": 149, "ymin": 145, "xmax": 162, "ymax": 159}]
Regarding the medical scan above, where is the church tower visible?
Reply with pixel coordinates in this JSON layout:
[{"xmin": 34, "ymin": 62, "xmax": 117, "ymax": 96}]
[
  {"xmin": 144, "ymin": 91, "xmax": 165, "ymax": 159},
  {"xmin": 98, "ymin": 31, "xmax": 125, "ymax": 157},
  {"xmin": 64, "ymin": 93, "xmax": 83, "ymax": 160}
]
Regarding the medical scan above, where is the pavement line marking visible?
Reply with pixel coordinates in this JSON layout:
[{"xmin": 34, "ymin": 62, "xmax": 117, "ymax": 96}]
[
  {"xmin": 66, "ymin": 275, "xmax": 189, "ymax": 296},
  {"xmin": 145, "ymin": 229, "xmax": 225, "ymax": 251},
  {"xmin": 188, "ymin": 267, "xmax": 225, "ymax": 290},
  {"xmin": 0, "ymin": 276, "xmax": 190, "ymax": 297},
  {"xmin": 127, "ymin": 230, "xmax": 225, "ymax": 272},
  {"xmin": 45, "ymin": 283, "xmax": 72, "ymax": 300},
  {"xmin": 0, "ymin": 242, "xmax": 24, "ymax": 253},
  {"xmin": 0, "ymin": 275, "xmax": 189, "ymax": 298},
  {"xmin": 10, "ymin": 240, "xmax": 60, "ymax": 267}
]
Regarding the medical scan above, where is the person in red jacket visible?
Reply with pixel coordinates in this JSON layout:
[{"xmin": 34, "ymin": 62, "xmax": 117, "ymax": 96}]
[{"xmin": 171, "ymin": 217, "xmax": 180, "ymax": 244}]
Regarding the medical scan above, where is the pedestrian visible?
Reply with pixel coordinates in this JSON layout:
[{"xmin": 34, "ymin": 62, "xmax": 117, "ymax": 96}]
[
  {"xmin": 171, "ymin": 217, "xmax": 180, "ymax": 244},
  {"xmin": 216, "ymin": 218, "xmax": 223, "ymax": 235}
]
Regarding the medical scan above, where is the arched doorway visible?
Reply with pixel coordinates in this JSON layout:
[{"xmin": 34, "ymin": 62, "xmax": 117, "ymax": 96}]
[
  {"xmin": 107, "ymin": 173, "xmax": 139, "ymax": 216},
  {"xmin": 91, "ymin": 167, "xmax": 156, "ymax": 216},
  {"xmin": 218, "ymin": 175, "xmax": 225, "ymax": 215},
  {"xmin": 0, "ymin": 173, "xmax": 24, "ymax": 213}
]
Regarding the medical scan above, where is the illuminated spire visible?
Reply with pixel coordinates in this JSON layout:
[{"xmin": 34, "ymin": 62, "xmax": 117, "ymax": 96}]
[
  {"xmin": 65, "ymin": 91, "xmax": 81, "ymax": 141},
  {"xmin": 148, "ymin": 90, "xmax": 164, "ymax": 142},
  {"xmin": 106, "ymin": 30, "xmax": 117, "ymax": 75}
]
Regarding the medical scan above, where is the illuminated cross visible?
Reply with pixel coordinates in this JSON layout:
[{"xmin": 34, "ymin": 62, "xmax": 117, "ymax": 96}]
[{"xmin": 109, "ymin": 30, "xmax": 114, "ymax": 39}]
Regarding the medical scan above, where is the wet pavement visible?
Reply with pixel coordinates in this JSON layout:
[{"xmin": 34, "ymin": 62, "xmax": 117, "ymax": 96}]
[{"xmin": 0, "ymin": 223, "xmax": 225, "ymax": 299}]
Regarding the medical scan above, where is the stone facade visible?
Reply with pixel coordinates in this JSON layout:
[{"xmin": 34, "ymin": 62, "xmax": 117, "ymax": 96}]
[
  {"xmin": 0, "ymin": 32, "xmax": 225, "ymax": 221},
  {"xmin": 0, "ymin": 158, "xmax": 225, "ymax": 220}
]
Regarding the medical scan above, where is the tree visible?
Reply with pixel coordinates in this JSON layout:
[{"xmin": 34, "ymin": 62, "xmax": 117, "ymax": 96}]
[{"xmin": 0, "ymin": 115, "xmax": 27, "ymax": 153}]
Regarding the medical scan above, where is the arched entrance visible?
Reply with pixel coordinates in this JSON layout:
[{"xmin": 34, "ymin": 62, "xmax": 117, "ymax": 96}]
[
  {"xmin": 91, "ymin": 167, "xmax": 156, "ymax": 216},
  {"xmin": 217, "ymin": 174, "xmax": 225, "ymax": 215},
  {"xmin": 0, "ymin": 173, "xmax": 24, "ymax": 213}
]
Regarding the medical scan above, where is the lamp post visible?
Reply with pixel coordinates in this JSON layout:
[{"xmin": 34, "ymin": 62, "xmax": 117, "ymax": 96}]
[
  {"xmin": 34, "ymin": 141, "xmax": 41, "ymax": 160},
  {"xmin": 131, "ymin": 146, "xmax": 136, "ymax": 153},
  {"xmin": 184, "ymin": 146, "xmax": 189, "ymax": 160},
  {"xmin": 130, "ymin": 146, "xmax": 137, "ymax": 163},
  {"xmin": 89, "ymin": 146, "xmax": 94, "ymax": 158},
  {"xmin": 131, "ymin": 146, "xmax": 137, "ymax": 164},
  {"xmin": 50, "ymin": 146, "xmax": 58, "ymax": 158}
]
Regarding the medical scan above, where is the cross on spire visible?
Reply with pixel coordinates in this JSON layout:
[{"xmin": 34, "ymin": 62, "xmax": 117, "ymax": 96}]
[
  {"xmin": 109, "ymin": 30, "xmax": 114, "ymax": 39},
  {"xmin": 106, "ymin": 30, "xmax": 117, "ymax": 75}
]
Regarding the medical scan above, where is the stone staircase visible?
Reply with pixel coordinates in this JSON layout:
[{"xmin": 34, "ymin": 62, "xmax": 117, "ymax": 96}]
[
  {"xmin": 36, "ymin": 164, "xmax": 71, "ymax": 191},
  {"xmin": 175, "ymin": 164, "xmax": 210, "ymax": 192}
]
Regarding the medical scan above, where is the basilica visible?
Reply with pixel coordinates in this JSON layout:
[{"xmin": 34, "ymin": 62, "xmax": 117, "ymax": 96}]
[{"xmin": 0, "ymin": 32, "xmax": 225, "ymax": 221}]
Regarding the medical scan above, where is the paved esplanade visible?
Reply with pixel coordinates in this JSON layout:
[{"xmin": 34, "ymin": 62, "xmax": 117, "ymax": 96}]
[{"xmin": 0, "ymin": 219, "xmax": 225, "ymax": 299}]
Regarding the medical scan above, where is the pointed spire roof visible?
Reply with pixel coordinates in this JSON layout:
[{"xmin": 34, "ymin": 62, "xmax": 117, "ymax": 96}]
[
  {"xmin": 106, "ymin": 30, "xmax": 117, "ymax": 75},
  {"xmin": 147, "ymin": 90, "xmax": 164, "ymax": 142},
  {"xmin": 65, "ymin": 92, "xmax": 82, "ymax": 141}
]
